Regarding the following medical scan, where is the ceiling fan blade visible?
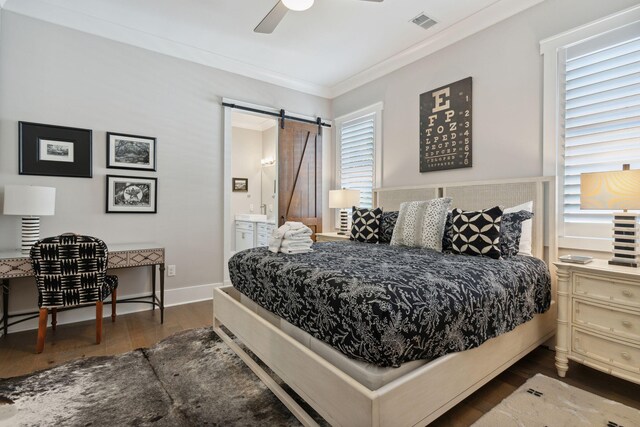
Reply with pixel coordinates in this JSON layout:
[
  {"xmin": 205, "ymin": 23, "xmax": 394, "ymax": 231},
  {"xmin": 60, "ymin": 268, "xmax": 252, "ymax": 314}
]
[{"xmin": 254, "ymin": 1, "xmax": 289, "ymax": 34}]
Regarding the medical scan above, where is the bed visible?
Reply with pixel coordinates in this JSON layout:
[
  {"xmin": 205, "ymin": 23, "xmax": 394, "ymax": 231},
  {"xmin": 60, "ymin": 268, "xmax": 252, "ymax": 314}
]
[{"xmin": 214, "ymin": 177, "xmax": 557, "ymax": 427}]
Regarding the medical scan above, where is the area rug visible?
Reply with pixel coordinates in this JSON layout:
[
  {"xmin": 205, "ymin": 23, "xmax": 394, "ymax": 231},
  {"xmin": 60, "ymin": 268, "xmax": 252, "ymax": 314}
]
[
  {"xmin": 473, "ymin": 373, "xmax": 640, "ymax": 427},
  {"xmin": 0, "ymin": 328, "xmax": 323, "ymax": 427}
]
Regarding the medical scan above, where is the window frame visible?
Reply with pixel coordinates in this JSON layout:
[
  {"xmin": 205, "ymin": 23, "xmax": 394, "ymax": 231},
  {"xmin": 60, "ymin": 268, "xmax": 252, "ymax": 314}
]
[
  {"xmin": 540, "ymin": 4, "xmax": 640, "ymax": 252},
  {"xmin": 334, "ymin": 102, "xmax": 383, "ymax": 212}
]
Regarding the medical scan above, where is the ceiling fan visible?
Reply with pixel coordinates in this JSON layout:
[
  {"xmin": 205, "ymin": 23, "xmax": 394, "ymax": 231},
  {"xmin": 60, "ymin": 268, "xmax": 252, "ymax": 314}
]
[{"xmin": 255, "ymin": 0, "xmax": 383, "ymax": 34}]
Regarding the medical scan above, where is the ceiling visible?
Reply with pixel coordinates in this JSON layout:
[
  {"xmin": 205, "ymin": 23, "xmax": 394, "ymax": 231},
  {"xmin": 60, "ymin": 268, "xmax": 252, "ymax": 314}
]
[
  {"xmin": 232, "ymin": 111, "xmax": 277, "ymax": 132},
  {"xmin": 1, "ymin": 0, "xmax": 543, "ymax": 98}
]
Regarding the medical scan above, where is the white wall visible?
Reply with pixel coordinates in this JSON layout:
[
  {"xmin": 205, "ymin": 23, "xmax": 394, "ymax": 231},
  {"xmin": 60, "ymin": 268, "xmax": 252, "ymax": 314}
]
[
  {"xmin": 332, "ymin": 0, "xmax": 639, "ymax": 190},
  {"xmin": 231, "ymin": 127, "xmax": 263, "ymax": 217},
  {"xmin": 0, "ymin": 11, "xmax": 331, "ymax": 330}
]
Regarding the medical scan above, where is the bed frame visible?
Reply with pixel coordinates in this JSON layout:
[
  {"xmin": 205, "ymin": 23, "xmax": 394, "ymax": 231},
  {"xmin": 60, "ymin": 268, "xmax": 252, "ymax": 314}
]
[{"xmin": 213, "ymin": 177, "xmax": 557, "ymax": 427}]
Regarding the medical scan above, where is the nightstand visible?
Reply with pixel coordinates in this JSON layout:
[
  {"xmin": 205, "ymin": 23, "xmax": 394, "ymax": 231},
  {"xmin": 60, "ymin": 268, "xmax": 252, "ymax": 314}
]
[
  {"xmin": 554, "ymin": 259, "xmax": 640, "ymax": 385},
  {"xmin": 315, "ymin": 232, "xmax": 351, "ymax": 243}
]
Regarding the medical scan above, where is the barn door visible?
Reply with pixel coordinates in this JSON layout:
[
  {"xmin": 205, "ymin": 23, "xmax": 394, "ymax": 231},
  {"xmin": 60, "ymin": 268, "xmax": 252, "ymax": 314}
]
[{"xmin": 278, "ymin": 121, "xmax": 322, "ymax": 240}]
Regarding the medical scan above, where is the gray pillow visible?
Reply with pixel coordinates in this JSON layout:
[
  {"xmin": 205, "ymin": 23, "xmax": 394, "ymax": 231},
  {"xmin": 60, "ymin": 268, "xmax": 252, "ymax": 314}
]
[{"xmin": 390, "ymin": 198, "xmax": 452, "ymax": 251}]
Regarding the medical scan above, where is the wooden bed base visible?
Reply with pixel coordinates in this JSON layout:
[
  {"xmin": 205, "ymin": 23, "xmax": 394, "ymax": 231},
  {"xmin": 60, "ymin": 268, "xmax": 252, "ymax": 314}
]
[
  {"xmin": 213, "ymin": 286, "xmax": 556, "ymax": 427},
  {"xmin": 215, "ymin": 177, "xmax": 557, "ymax": 426}
]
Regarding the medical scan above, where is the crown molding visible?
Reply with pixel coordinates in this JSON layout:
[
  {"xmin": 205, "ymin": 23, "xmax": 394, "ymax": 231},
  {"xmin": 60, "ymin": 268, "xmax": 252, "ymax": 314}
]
[
  {"xmin": 328, "ymin": 0, "xmax": 545, "ymax": 98},
  {"xmin": 4, "ymin": 0, "xmax": 544, "ymax": 100},
  {"xmin": 232, "ymin": 117, "xmax": 277, "ymax": 132},
  {"xmin": 2, "ymin": 0, "xmax": 331, "ymax": 98}
]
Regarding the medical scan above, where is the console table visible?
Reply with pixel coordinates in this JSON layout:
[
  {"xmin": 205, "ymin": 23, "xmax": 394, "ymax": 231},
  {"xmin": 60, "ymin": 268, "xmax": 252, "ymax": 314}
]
[{"xmin": 0, "ymin": 243, "xmax": 165, "ymax": 336}]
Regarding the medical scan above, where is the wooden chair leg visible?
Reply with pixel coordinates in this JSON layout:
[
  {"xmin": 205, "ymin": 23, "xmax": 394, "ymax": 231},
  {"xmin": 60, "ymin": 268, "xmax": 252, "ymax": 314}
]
[
  {"xmin": 51, "ymin": 307, "xmax": 57, "ymax": 331},
  {"xmin": 36, "ymin": 308, "xmax": 48, "ymax": 354},
  {"xmin": 111, "ymin": 289, "xmax": 117, "ymax": 323},
  {"xmin": 96, "ymin": 301, "xmax": 103, "ymax": 345}
]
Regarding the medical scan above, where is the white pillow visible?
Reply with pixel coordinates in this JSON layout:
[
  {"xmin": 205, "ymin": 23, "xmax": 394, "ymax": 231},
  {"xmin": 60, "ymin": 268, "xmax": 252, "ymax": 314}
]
[
  {"xmin": 503, "ymin": 201, "xmax": 533, "ymax": 256},
  {"xmin": 390, "ymin": 198, "xmax": 452, "ymax": 251}
]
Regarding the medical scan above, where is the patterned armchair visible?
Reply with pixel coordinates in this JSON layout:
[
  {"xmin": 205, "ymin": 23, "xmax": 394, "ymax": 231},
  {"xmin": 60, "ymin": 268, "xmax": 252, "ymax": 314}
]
[{"xmin": 30, "ymin": 233, "xmax": 118, "ymax": 353}]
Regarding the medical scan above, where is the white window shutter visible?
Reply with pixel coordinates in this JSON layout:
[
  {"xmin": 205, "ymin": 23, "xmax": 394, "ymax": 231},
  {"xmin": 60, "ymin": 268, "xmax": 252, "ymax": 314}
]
[
  {"xmin": 562, "ymin": 36, "xmax": 640, "ymax": 225},
  {"xmin": 339, "ymin": 115, "xmax": 376, "ymax": 208}
]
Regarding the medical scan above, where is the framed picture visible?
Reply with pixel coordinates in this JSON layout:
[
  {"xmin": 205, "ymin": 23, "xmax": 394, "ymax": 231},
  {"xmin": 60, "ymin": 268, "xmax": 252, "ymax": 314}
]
[
  {"xmin": 232, "ymin": 177, "xmax": 248, "ymax": 192},
  {"xmin": 19, "ymin": 121, "xmax": 92, "ymax": 178},
  {"xmin": 106, "ymin": 175, "xmax": 158, "ymax": 213},
  {"xmin": 107, "ymin": 132, "xmax": 157, "ymax": 171},
  {"xmin": 419, "ymin": 77, "xmax": 473, "ymax": 173}
]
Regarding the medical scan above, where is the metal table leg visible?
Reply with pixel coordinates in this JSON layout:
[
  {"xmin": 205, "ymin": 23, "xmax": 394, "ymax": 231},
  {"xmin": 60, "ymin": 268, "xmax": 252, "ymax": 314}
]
[
  {"xmin": 1, "ymin": 279, "xmax": 9, "ymax": 337},
  {"xmin": 151, "ymin": 264, "xmax": 156, "ymax": 311},
  {"xmin": 159, "ymin": 263, "xmax": 165, "ymax": 324}
]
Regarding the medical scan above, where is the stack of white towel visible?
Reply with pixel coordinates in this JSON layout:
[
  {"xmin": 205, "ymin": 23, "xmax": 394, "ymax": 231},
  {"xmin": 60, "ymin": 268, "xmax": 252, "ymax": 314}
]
[{"xmin": 269, "ymin": 221, "xmax": 314, "ymax": 254}]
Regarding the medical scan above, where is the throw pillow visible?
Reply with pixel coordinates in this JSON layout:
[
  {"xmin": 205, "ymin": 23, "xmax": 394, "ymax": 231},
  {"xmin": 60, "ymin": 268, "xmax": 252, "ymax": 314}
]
[
  {"xmin": 441, "ymin": 211, "xmax": 453, "ymax": 252},
  {"xmin": 379, "ymin": 211, "xmax": 398, "ymax": 244},
  {"xmin": 451, "ymin": 206, "xmax": 503, "ymax": 259},
  {"xmin": 350, "ymin": 207, "xmax": 383, "ymax": 243},
  {"xmin": 503, "ymin": 201, "xmax": 533, "ymax": 256},
  {"xmin": 500, "ymin": 210, "xmax": 534, "ymax": 258},
  {"xmin": 390, "ymin": 198, "xmax": 452, "ymax": 251}
]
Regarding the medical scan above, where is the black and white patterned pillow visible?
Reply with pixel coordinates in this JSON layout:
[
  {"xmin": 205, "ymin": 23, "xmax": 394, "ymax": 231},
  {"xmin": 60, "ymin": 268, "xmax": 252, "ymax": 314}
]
[
  {"xmin": 451, "ymin": 206, "xmax": 503, "ymax": 259},
  {"xmin": 441, "ymin": 211, "xmax": 453, "ymax": 252},
  {"xmin": 350, "ymin": 207, "xmax": 383, "ymax": 243},
  {"xmin": 500, "ymin": 210, "xmax": 534, "ymax": 258},
  {"xmin": 379, "ymin": 211, "xmax": 398, "ymax": 244},
  {"xmin": 390, "ymin": 198, "xmax": 452, "ymax": 251}
]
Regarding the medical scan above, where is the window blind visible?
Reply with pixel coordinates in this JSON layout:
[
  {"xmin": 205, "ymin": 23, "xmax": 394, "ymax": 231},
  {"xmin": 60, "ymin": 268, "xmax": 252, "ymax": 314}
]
[
  {"xmin": 562, "ymin": 36, "xmax": 640, "ymax": 224},
  {"xmin": 339, "ymin": 116, "xmax": 375, "ymax": 208}
]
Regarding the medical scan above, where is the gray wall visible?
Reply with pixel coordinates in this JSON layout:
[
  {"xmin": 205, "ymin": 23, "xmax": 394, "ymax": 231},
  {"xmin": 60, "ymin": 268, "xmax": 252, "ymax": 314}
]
[
  {"xmin": 332, "ymin": 0, "xmax": 639, "ymax": 189},
  {"xmin": 0, "ymin": 11, "xmax": 331, "ymax": 318}
]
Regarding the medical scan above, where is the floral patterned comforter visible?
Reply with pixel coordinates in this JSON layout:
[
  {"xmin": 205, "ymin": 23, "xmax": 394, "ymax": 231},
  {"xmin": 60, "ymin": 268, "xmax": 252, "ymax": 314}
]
[{"xmin": 228, "ymin": 241, "xmax": 551, "ymax": 367}]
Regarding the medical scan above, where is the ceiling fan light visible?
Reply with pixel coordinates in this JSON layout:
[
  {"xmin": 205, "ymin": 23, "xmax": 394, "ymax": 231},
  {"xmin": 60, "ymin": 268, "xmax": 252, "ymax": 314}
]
[{"xmin": 282, "ymin": 0, "xmax": 314, "ymax": 12}]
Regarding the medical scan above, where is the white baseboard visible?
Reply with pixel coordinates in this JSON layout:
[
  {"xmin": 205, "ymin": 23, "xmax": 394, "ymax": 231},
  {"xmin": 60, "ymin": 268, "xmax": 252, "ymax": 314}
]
[{"xmin": 1, "ymin": 283, "xmax": 220, "ymax": 335}]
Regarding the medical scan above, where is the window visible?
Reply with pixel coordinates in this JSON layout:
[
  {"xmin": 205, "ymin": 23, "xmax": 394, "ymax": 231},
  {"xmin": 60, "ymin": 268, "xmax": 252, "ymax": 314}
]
[
  {"xmin": 541, "ymin": 8, "xmax": 640, "ymax": 250},
  {"xmin": 336, "ymin": 103, "xmax": 383, "ymax": 209}
]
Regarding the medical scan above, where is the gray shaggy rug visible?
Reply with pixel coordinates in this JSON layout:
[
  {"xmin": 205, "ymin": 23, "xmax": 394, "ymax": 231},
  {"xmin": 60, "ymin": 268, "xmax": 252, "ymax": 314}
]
[{"xmin": 0, "ymin": 328, "xmax": 321, "ymax": 426}]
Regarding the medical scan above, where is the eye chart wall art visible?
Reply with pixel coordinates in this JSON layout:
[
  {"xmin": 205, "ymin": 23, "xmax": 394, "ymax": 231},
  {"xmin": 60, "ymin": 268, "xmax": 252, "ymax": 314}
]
[{"xmin": 419, "ymin": 77, "xmax": 472, "ymax": 172}]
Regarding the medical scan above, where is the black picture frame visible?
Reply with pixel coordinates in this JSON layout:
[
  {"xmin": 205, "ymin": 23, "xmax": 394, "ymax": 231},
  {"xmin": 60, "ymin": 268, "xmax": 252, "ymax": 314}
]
[
  {"xmin": 19, "ymin": 121, "xmax": 92, "ymax": 178},
  {"xmin": 106, "ymin": 175, "xmax": 158, "ymax": 213},
  {"xmin": 232, "ymin": 177, "xmax": 248, "ymax": 192},
  {"xmin": 106, "ymin": 132, "xmax": 157, "ymax": 171},
  {"xmin": 419, "ymin": 77, "xmax": 473, "ymax": 173}
]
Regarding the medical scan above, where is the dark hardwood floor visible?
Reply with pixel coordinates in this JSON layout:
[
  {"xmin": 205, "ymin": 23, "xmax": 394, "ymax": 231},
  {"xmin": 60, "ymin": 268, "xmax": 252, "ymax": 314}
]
[{"xmin": 1, "ymin": 301, "xmax": 638, "ymax": 426}]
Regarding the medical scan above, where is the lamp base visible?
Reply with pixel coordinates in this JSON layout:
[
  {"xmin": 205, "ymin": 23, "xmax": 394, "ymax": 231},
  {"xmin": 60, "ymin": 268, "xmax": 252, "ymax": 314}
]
[
  {"xmin": 338, "ymin": 209, "xmax": 350, "ymax": 235},
  {"xmin": 21, "ymin": 216, "xmax": 41, "ymax": 254},
  {"xmin": 610, "ymin": 212, "xmax": 639, "ymax": 268}
]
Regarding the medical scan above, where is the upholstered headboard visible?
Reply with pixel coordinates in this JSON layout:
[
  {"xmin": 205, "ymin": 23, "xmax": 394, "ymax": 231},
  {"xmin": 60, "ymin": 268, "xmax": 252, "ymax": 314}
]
[{"xmin": 373, "ymin": 177, "xmax": 555, "ymax": 262}]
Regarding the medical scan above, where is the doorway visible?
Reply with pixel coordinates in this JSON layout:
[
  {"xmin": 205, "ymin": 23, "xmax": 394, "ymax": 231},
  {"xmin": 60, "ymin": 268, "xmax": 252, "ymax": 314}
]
[
  {"xmin": 229, "ymin": 111, "xmax": 278, "ymax": 253},
  {"xmin": 222, "ymin": 99, "xmax": 331, "ymax": 285}
]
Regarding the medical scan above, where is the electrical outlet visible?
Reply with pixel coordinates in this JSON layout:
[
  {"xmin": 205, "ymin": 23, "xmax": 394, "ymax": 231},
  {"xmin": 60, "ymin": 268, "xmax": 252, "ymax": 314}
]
[
  {"xmin": 167, "ymin": 265, "xmax": 176, "ymax": 277},
  {"xmin": 250, "ymin": 203, "xmax": 254, "ymax": 212}
]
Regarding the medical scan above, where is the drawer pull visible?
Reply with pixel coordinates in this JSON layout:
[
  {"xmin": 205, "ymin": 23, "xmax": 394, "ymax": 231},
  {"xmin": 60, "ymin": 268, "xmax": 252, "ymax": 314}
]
[
  {"xmin": 622, "ymin": 289, "xmax": 634, "ymax": 297},
  {"xmin": 621, "ymin": 352, "xmax": 631, "ymax": 360},
  {"xmin": 622, "ymin": 320, "xmax": 632, "ymax": 328}
]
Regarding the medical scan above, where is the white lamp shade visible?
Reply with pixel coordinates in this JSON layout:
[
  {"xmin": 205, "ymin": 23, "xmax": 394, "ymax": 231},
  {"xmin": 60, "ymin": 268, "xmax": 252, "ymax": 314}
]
[
  {"xmin": 282, "ymin": 0, "xmax": 314, "ymax": 11},
  {"xmin": 3, "ymin": 185, "xmax": 56, "ymax": 216},
  {"xmin": 329, "ymin": 189, "xmax": 361, "ymax": 209},
  {"xmin": 580, "ymin": 169, "xmax": 640, "ymax": 210}
]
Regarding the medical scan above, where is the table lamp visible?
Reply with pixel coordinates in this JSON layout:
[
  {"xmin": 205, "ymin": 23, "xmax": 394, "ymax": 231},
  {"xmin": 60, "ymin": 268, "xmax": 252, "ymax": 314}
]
[
  {"xmin": 3, "ymin": 185, "xmax": 56, "ymax": 254},
  {"xmin": 329, "ymin": 189, "xmax": 360, "ymax": 235},
  {"xmin": 581, "ymin": 164, "xmax": 640, "ymax": 267}
]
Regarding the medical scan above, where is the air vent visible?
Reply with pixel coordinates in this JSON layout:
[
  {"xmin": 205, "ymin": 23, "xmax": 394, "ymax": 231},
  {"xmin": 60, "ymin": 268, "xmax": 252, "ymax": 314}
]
[{"xmin": 411, "ymin": 13, "xmax": 437, "ymax": 30}]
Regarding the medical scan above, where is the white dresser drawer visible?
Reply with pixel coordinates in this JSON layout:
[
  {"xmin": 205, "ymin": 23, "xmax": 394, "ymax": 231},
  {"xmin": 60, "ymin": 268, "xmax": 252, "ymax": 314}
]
[
  {"xmin": 256, "ymin": 232, "xmax": 270, "ymax": 247},
  {"xmin": 572, "ymin": 328, "xmax": 640, "ymax": 374},
  {"xmin": 236, "ymin": 221, "xmax": 255, "ymax": 232},
  {"xmin": 573, "ymin": 299, "xmax": 640, "ymax": 342},
  {"xmin": 257, "ymin": 222, "xmax": 275, "ymax": 234},
  {"xmin": 574, "ymin": 273, "xmax": 640, "ymax": 308}
]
